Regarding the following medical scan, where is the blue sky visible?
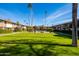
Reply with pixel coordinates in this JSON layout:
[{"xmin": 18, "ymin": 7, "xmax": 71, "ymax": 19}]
[{"xmin": 0, "ymin": 3, "xmax": 77, "ymax": 26}]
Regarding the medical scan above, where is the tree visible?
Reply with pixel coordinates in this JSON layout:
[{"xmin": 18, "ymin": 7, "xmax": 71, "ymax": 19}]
[
  {"xmin": 44, "ymin": 10, "xmax": 47, "ymax": 26},
  {"xmin": 28, "ymin": 3, "xmax": 33, "ymax": 26},
  {"xmin": 28, "ymin": 3, "xmax": 32, "ymax": 10},
  {"xmin": 33, "ymin": 26, "xmax": 37, "ymax": 33},
  {"xmin": 72, "ymin": 3, "xmax": 78, "ymax": 47},
  {"xmin": 28, "ymin": 3, "xmax": 34, "ymax": 32},
  {"xmin": 16, "ymin": 21, "xmax": 20, "ymax": 25}
]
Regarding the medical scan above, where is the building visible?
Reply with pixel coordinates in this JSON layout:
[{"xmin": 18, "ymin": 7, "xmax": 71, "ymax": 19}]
[
  {"xmin": 52, "ymin": 21, "xmax": 75, "ymax": 31},
  {"xmin": 0, "ymin": 19, "xmax": 26, "ymax": 31}
]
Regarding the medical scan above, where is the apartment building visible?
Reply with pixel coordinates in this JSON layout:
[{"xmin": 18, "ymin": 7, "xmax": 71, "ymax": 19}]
[
  {"xmin": 0, "ymin": 19, "xmax": 26, "ymax": 30},
  {"xmin": 52, "ymin": 21, "xmax": 72, "ymax": 31},
  {"xmin": 52, "ymin": 19, "xmax": 79, "ymax": 31}
]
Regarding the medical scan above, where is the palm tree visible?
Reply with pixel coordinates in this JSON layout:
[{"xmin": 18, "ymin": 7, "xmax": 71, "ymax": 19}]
[
  {"xmin": 44, "ymin": 10, "xmax": 47, "ymax": 26},
  {"xmin": 28, "ymin": 3, "xmax": 32, "ymax": 10},
  {"xmin": 72, "ymin": 3, "xmax": 78, "ymax": 47},
  {"xmin": 28, "ymin": 3, "xmax": 34, "ymax": 32},
  {"xmin": 28, "ymin": 3, "xmax": 33, "ymax": 26}
]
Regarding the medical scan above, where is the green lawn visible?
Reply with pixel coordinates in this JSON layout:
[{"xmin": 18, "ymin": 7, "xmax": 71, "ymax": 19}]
[{"xmin": 0, "ymin": 32, "xmax": 79, "ymax": 56}]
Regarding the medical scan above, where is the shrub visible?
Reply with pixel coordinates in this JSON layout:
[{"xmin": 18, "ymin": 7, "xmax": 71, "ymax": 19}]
[
  {"xmin": 53, "ymin": 30, "xmax": 72, "ymax": 35},
  {"xmin": 0, "ymin": 28, "xmax": 12, "ymax": 34},
  {"xmin": 46, "ymin": 28, "xmax": 53, "ymax": 32},
  {"xmin": 14, "ymin": 27, "xmax": 22, "ymax": 32},
  {"xmin": 27, "ymin": 26, "xmax": 33, "ymax": 32}
]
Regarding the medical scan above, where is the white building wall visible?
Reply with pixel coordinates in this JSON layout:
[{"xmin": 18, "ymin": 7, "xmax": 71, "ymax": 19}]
[{"xmin": 5, "ymin": 23, "xmax": 13, "ymax": 28}]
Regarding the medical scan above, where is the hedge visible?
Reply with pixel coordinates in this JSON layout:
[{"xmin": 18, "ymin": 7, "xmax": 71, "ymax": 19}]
[
  {"xmin": 0, "ymin": 29, "xmax": 13, "ymax": 34},
  {"xmin": 53, "ymin": 30, "xmax": 79, "ymax": 36}
]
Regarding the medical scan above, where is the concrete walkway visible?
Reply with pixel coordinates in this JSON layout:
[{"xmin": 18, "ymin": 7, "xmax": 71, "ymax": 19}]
[
  {"xmin": 56, "ymin": 32, "xmax": 72, "ymax": 36},
  {"xmin": 0, "ymin": 32, "xmax": 23, "ymax": 36}
]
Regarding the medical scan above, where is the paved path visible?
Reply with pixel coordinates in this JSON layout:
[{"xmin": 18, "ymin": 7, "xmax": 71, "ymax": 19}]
[
  {"xmin": 0, "ymin": 32, "xmax": 23, "ymax": 36},
  {"xmin": 56, "ymin": 32, "xmax": 72, "ymax": 36}
]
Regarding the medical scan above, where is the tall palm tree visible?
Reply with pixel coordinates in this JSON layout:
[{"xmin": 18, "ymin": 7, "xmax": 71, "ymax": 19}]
[
  {"xmin": 28, "ymin": 3, "xmax": 33, "ymax": 26},
  {"xmin": 28, "ymin": 3, "xmax": 32, "ymax": 9},
  {"xmin": 44, "ymin": 10, "xmax": 47, "ymax": 26},
  {"xmin": 72, "ymin": 3, "xmax": 78, "ymax": 47},
  {"xmin": 28, "ymin": 3, "xmax": 34, "ymax": 32}
]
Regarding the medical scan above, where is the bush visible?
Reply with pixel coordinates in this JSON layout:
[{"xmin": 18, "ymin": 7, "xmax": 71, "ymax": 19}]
[
  {"xmin": 46, "ymin": 28, "xmax": 53, "ymax": 32},
  {"xmin": 14, "ymin": 27, "xmax": 22, "ymax": 32},
  {"xmin": 0, "ymin": 29, "xmax": 12, "ymax": 34},
  {"xmin": 53, "ymin": 30, "xmax": 79, "ymax": 36},
  {"xmin": 53, "ymin": 30, "xmax": 72, "ymax": 35},
  {"xmin": 27, "ymin": 26, "xmax": 33, "ymax": 32}
]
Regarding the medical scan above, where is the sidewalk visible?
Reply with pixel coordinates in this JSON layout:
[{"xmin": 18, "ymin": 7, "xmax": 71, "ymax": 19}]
[
  {"xmin": 0, "ymin": 32, "xmax": 23, "ymax": 36},
  {"xmin": 55, "ymin": 32, "xmax": 72, "ymax": 36}
]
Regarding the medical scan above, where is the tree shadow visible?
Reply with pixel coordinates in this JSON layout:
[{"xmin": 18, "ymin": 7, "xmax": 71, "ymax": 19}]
[
  {"xmin": 0, "ymin": 42, "xmax": 73, "ymax": 56},
  {"xmin": 0, "ymin": 40, "xmax": 72, "ymax": 47},
  {"xmin": 29, "ymin": 44, "xmax": 54, "ymax": 56},
  {"xmin": 0, "ymin": 44, "xmax": 57, "ymax": 56},
  {"xmin": 0, "ymin": 44, "xmax": 36, "ymax": 56},
  {"xmin": 54, "ymin": 32, "xmax": 72, "ymax": 39}
]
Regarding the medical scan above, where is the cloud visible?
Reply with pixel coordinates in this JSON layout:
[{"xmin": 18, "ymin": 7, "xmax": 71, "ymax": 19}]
[
  {"xmin": 45, "ymin": 4, "xmax": 72, "ymax": 26},
  {"xmin": 47, "ymin": 10, "xmax": 71, "ymax": 20}
]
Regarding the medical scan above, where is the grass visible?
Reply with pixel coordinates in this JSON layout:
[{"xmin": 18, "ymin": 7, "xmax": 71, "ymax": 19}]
[{"xmin": 0, "ymin": 32, "xmax": 79, "ymax": 56}]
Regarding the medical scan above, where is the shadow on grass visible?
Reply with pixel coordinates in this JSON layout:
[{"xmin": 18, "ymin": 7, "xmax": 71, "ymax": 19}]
[
  {"xmin": 54, "ymin": 32, "xmax": 72, "ymax": 39},
  {"xmin": 0, "ymin": 42, "xmax": 73, "ymax": 56},
  {"xmin": 0, "ymin": 44, "xmax": 56, "ymax": 56},
  {"xmin": 0, "ymin": 40, "xmax": 72, "ymax": 47}
]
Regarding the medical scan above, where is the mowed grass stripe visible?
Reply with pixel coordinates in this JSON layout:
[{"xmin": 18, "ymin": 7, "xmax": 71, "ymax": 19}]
[
  {"xmin": 0, "ymin": 32, "xmax": 72, "ymax": 45},
  {"xmin": 0, "ymin": 32, "xmax": 79, "ymax": 56}
]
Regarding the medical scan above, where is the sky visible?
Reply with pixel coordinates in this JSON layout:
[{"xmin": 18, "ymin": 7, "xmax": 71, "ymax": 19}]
[{"xmin": 0, "ymin": 3, "xmax": 77, "ymax": 26}]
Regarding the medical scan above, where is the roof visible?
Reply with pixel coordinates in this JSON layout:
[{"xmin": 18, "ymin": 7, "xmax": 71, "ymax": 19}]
[
  {"xmin": 0, "ymin": 19, "xmax": 26, "ymax": 26},
  {"xmin": 53, "ymin": 19, "xmax": 79, "ymax": 27}
]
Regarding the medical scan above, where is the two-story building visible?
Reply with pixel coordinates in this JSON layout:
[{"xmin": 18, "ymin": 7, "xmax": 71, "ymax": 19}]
[
  {"xmin": 52, "ymin": 20, "xmax": 78, "ymax": 31},
  {"xmin": 0, "ymin": 19, "xmax": 26, "ymax": 31}
]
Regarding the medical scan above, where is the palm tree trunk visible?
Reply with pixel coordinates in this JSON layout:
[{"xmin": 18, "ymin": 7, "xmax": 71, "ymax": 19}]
[{"xmin": 72, "ymin": 3, "xmax": 78, "ymax": 47}]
